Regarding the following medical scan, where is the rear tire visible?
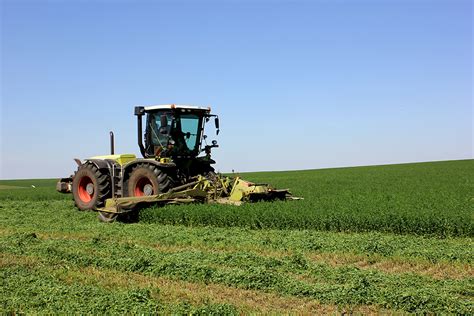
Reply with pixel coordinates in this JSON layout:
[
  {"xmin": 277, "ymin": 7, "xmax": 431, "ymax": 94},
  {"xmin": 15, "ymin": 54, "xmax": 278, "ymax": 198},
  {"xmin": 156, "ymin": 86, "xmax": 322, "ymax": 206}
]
[
  {"xmin": 125, "ymin": 164, "xmax": 172, "ymax": 197},
  {"xmin": 72, "ymin": 163, "xmax": 111, "ymax": 210}
]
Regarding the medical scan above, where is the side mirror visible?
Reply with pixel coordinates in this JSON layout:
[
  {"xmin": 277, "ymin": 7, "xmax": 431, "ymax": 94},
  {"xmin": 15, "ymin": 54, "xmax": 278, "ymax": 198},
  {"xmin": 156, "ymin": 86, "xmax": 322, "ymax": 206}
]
[
  {"xmin": 159, "ymin": 115, "xmax": 168, "ymax": 134},
  {"xmin": 215, "ymin": 117, "xmax": 220, "ymax": 135}
]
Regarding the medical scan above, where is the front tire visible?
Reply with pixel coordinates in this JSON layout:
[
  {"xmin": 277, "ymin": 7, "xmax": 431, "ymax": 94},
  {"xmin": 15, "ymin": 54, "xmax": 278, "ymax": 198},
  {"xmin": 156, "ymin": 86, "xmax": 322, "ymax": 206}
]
[
  {"xmin": 125, "ymin": 164, "xmax": 172, "ymax": 197},
  {"xmin": 72, "ymin": 163, "xmax": 111, "ymax": 210}
]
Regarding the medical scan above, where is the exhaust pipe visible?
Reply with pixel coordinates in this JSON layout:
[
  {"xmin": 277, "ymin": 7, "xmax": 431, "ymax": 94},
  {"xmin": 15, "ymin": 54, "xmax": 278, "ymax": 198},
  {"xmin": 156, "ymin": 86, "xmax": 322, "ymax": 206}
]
[{"xmin": 110, "ymin": 131, "xmax": 115, "ymax": 155}]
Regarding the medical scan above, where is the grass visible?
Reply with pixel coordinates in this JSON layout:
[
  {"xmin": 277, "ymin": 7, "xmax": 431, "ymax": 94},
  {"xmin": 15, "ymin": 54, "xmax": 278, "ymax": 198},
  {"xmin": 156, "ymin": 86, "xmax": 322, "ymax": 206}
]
[
  {"xmin": 0, "ymin": 178, "xmax": 69, "ymax": 201},
  {"xmin": 141, "ymin": 159, "xmax": 474, "ymax": 237},
  {"xmin": 1, "ymin": 261, "xmax": 239, "ymax": 314},
  {"xmin": 0, "ymin": 159, "xmax": 473, "ymax": 313}
]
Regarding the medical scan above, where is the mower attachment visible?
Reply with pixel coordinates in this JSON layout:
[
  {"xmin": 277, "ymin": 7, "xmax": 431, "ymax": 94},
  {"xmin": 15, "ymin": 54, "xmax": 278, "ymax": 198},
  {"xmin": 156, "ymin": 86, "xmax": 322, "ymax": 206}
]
[
  {"xmin": 97, "ymin": 188, "xmax": 208, "ymax": 214},
  {"xmin": 96, "ymin": 174, "xmax": 301, "ymax": 216}
]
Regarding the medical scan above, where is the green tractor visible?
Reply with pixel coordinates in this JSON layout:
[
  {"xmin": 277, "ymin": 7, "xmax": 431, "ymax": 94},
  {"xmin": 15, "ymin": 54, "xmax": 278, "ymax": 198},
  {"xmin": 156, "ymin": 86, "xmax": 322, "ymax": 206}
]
[{"xmin": 57, "ymin": 104, "xmax": 298, "ymax": 222}]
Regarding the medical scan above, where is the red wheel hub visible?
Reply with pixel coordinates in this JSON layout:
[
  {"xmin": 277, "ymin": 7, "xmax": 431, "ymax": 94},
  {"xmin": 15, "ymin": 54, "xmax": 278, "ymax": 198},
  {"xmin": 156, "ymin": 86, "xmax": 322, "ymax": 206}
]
[
  {"xmin": 78, "ymin": 176, "xmax": 94, "ymax": 202},
  {"xmin": 134, "ymin": 177, "xmax": 154, "ymax": 196}
]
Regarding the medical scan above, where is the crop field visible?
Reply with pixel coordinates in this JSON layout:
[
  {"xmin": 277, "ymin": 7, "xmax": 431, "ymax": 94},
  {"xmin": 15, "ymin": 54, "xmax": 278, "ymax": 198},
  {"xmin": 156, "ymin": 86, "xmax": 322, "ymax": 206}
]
[{"xmin": 0, "ymin": 160, "xmax": 473, "ymax": 314}]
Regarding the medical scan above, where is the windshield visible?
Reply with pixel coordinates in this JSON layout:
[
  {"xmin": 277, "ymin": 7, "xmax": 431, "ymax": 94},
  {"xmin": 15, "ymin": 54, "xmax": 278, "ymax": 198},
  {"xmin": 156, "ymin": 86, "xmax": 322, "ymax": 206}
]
[{"xmin": 145, "ymin": 111, "xmax": 203, "ymax": 157}]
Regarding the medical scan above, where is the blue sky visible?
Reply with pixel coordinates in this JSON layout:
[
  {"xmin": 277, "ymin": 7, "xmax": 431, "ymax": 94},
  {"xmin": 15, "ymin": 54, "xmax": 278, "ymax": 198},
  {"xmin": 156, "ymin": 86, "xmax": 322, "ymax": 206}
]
[{"xmin": 1, "ymin": 0, "xmax": 472, "ymax": 179}]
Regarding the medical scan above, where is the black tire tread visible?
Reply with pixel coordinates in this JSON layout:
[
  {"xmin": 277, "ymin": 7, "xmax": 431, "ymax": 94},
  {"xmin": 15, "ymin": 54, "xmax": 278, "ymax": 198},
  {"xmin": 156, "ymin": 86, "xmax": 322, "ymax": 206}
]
[
  {"xmin": 73, "ymin": 163, "xmax": 111, "ymax": 210},
  {"xmin": 124, "ymin": 163, "xmax": 173, "ymax": 196}
]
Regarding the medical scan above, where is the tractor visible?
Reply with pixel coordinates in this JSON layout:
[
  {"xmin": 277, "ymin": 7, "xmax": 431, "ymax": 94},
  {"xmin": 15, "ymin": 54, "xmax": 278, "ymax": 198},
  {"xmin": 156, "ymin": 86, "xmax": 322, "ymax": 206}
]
[{"xmin": 57, "ymin": 104, "xmax": 298, "ymax": 222}]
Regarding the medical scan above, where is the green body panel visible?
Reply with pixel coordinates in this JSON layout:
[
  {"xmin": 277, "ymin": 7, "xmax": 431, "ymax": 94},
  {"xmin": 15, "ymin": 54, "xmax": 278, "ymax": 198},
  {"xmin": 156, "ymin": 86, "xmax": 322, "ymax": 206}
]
[{"xmin": 90, "ymin": 154, "xmax": 137, "ymax": 166}]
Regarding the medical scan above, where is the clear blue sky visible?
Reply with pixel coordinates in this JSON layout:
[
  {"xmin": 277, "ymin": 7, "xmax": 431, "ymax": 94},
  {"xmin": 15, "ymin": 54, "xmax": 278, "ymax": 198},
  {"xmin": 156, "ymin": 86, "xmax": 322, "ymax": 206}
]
[{"xmin": 1, "ymin": 0, "xmax": 472, "ymax": 179}]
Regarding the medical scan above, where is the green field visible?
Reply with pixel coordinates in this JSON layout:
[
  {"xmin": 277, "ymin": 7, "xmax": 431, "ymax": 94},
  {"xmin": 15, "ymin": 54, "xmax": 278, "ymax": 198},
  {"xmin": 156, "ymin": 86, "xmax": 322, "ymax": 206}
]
[{"xmin": 1, "ymin": 160, "xmax": 473, "ymax": 313}]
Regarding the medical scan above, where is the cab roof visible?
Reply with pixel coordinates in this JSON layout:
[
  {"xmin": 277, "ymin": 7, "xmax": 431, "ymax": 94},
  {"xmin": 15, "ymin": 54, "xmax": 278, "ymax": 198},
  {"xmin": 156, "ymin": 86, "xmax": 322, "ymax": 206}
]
[{"xmin": 144, "ymin": 104, "xmax": 211, "ymax": 112}]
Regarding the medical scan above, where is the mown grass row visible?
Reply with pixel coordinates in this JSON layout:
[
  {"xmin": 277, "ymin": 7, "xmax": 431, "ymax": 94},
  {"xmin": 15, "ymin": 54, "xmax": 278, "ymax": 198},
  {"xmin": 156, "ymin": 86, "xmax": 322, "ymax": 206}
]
[
  {"xmin": 1, "ymin": 232, "xmax": 472, "ymax": 314},
  {"xmin": 1, "ymin": 264, "xmax": 238, "ymax": 314},
  {"xmin": 1, "ymin": 253, "xmax": 382, "ymax": 315}
]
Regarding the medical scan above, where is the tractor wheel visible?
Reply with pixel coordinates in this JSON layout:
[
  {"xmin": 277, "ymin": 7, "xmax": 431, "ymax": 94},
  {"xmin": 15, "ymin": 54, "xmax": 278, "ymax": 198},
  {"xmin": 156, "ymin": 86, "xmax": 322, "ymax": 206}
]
[
  {"xmin": 125, "ymin": 164, "xmax": 172, "ymax": 197},
  {"xmin": 72, "ymin": 163, "xmax": 111, "ymax": 210}
]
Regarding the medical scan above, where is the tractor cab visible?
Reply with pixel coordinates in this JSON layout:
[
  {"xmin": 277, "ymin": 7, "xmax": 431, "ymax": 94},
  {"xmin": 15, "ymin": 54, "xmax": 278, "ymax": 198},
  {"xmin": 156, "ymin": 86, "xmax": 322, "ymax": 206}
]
[{"xmin": 134, "ymin": 105, "xmax": 219, "ymax": 160}]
